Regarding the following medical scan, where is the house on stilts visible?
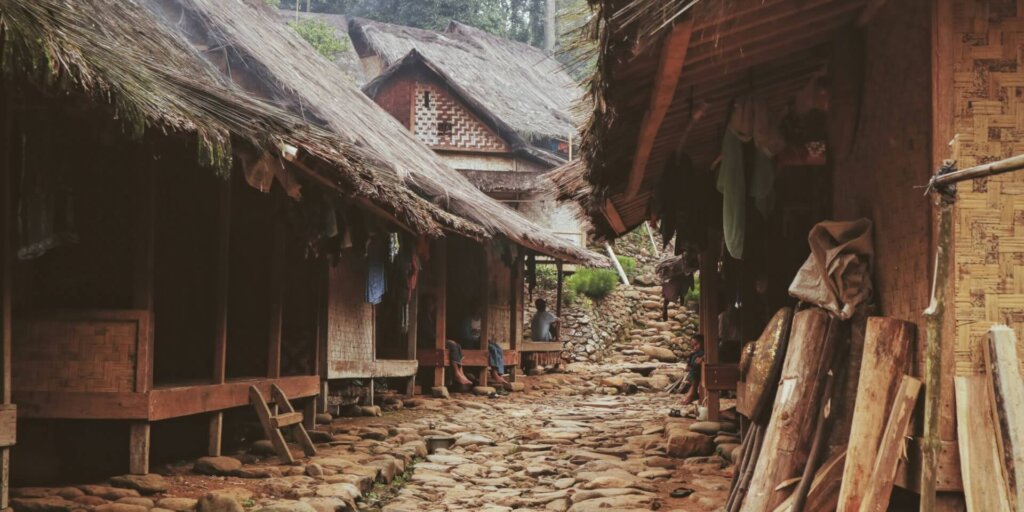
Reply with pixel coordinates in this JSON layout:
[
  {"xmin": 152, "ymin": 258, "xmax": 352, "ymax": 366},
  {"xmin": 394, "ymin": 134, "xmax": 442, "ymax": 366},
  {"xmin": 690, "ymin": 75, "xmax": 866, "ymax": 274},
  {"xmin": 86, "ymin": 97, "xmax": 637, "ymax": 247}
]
[
  {"xmin": 556, "ymin": 0, "xmax": 1024, "ymax": 509},
  {"xmin": 0, "ymin": 0, "xmax": 601, "ymax": 493}
]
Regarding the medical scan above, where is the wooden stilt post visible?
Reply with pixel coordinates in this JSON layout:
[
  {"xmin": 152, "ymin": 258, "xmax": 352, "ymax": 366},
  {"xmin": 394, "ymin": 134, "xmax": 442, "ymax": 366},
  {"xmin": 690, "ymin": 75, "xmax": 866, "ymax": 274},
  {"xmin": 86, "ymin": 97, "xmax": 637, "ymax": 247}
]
[
  {"xmin": 921, "ymin": 190, "xmax": 953, "ymax": 512},
  {"xmin": 555, "ymin": 261, "xmax": 564, "ymax": 320},
  {"xmin": 129, "ymin": 422, "xmax": 150, "ymax": 475},
  {"xmin": 434, "ymin": 240, "xmax": 448, "ymax": 389},
  {"xmin": 210, "ymin": 179, "xmax": 231, "ymax": 457},
  {"xmin": 0, "ymin": 94, "xmax": 13, "ymax": 509}
]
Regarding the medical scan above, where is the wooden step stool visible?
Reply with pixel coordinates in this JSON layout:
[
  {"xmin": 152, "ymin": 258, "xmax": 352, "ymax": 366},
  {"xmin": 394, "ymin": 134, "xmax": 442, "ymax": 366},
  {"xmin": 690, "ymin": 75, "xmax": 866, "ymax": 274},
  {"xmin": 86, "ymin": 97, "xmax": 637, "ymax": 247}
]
[{"xmin": 249, "ymin": 384, "xmax": 317, "ymax": 463}]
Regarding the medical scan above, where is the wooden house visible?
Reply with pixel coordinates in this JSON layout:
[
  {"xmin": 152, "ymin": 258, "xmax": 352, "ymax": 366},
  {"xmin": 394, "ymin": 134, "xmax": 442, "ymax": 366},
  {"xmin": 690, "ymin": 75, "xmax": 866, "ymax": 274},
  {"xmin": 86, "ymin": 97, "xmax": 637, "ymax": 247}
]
[
  {"xmin": 350, "ymin": 18, "xmax": 590, "ymax": 248},
  {"xmin": 0, "ymin": 0, "xmax": 601, "ymax": 492},
  {"xmin": 557, "ymin": 0, "xmax": 1024, "ymax": 508}
]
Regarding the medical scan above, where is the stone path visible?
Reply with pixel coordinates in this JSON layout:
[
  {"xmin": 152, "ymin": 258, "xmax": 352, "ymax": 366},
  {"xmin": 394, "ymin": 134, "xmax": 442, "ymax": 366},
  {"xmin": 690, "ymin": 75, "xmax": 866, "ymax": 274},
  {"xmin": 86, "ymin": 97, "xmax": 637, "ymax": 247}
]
[{"xmin": 10, "ymin": 370, "xmax": 734, "ymax": 512}]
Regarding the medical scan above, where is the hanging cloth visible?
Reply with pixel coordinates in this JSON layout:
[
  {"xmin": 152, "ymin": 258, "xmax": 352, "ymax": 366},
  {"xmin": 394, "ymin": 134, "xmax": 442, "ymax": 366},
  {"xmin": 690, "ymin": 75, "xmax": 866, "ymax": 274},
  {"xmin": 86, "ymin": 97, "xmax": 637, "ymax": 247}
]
[
  {"xmin": 526, "ymin": 253, "xmax": 537, "ymax": 298},
  {"xmin": 750, "ymin": 149, "xmax": 776, "ymax": 218},
  {"xmin": 718, "ymin": 131, "xmax": 746, "ymax": 260},
  {"xmin": 365, "ymin": 237, "xmax": 388, "ymax": 305}
]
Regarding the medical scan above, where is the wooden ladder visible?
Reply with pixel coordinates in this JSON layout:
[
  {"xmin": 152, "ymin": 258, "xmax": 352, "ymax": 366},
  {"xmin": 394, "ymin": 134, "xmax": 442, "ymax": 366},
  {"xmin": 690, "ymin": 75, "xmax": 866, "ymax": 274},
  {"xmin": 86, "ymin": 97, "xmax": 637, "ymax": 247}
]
[{"xmin": 249, "ymin": 384, "xmax": 317, "ymax": 463}]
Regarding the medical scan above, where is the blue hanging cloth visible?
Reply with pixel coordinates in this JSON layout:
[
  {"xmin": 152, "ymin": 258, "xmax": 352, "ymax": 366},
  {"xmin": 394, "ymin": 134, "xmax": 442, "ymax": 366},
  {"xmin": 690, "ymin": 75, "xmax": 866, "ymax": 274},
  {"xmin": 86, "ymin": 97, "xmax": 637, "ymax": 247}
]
[{"xmin": 366, "ymin": 237, "xmax": 388, "ymax": 305}]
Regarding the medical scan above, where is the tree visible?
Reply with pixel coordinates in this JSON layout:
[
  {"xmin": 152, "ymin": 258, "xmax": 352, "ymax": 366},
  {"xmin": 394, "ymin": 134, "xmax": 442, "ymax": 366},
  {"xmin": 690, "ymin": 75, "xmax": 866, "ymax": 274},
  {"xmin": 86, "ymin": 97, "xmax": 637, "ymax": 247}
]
[{"xmin": 289, "ymin": 18, "xmax": 350, "ymax": 59}]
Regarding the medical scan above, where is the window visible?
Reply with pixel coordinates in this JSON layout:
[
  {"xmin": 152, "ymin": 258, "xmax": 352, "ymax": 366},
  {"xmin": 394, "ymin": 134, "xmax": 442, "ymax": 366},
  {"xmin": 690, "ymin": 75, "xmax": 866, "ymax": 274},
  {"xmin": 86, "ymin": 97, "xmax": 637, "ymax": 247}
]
[{"xmin": 423, "ymin": 91, "xmax": 431, "ymax": 109}]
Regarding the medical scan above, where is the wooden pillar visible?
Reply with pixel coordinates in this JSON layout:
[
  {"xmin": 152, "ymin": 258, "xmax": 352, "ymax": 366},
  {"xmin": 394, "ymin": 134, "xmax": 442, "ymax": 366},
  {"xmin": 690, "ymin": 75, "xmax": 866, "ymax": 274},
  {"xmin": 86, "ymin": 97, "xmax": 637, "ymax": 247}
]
[
  {"xmin": 0, "ymin": 98, "xmax": 13, "ymax": 509},
  {"xmin": 209, "ymin": 179, "xmax": 231, "ymax": 457},
  {"xmin": 129, "ymin": 422, "xmax": 150, "ymax": 475},
  {"xmin": 555, "ymin": 261, "xmax": 564, "ymax": 320},
  {"xmin": 302, "ymin": 398, "xmax": 316, "ymax": 430},
  {"xmin": 267, "ymin": 215, "xmax": 285, "ymax": 380},
  {"xmin": 317, "ymin": 261, "xmax": 329, "ymax": 412},
  {"xmin": 700, "ymin": 237, "xmax": 721, "ymax": 421},
  {"xmin": 433, "ymin": 240, "xmax": 447, "ymax": 388},
  {"xmin": 406, "ymin": 289, "xmax": 418, "ymax": 396},
  {"xmin": 478, "ymin": 244, "xmax": 491, "ymax": 386}
]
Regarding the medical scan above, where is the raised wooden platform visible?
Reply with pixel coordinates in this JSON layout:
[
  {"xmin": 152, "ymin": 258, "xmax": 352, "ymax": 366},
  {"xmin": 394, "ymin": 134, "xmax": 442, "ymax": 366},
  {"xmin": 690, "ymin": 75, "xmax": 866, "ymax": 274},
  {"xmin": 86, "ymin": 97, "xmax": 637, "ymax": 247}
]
[
  {"xmin": 14, "ymin": 375, "xmax": 320, "ymax": 420},
  {"xmin": 521, "ymin": 341, "xmax": 564, "ymax": 352},
  {"xmin": 325, "ymin": 359, "xmax": 418, "ymax": 379}
]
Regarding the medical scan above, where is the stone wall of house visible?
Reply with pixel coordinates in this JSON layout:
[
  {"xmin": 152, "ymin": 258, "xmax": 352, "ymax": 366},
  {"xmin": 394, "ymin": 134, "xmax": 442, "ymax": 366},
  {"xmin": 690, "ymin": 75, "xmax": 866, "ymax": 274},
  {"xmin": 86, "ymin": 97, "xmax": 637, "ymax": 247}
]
[{"xmin": 525, "ymin": 228, "xmax": 700, "ymax": 365}]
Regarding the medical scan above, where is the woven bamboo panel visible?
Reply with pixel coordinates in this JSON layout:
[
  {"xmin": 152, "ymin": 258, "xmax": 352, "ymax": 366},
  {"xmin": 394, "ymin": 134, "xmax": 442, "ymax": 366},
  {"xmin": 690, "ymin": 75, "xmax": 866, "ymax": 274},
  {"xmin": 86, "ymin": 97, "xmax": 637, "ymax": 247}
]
[
  {"xmin": 13, "ymin": 315, "xmax": 139, "ymax": 392},
  {"xmin": 952, "ymin": 0, "xmax": 1024, "ymax": 375},
  {"xmin": 326, "ymin": 256, "xmax": 375, "ymax": 376},
  {"xmin": 486, "ymin": 247, "xmax": 512, "ymax": 349}
]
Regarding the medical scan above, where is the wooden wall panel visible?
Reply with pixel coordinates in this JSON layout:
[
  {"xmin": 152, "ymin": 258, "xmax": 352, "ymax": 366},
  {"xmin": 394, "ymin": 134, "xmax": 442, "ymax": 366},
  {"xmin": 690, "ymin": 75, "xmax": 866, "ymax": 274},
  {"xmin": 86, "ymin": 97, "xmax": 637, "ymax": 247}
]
[
  {"xmin": 486, "ymin": 247, "xmax": 513, "ymax": 349},
  {"xmin": 950, "ymin": 0, "xmax": 1024, "ymax": 376},
  {"xmin": 12, "ymin": 311, "xmax": 147, "ymax": 393},
  {"xmin": 326, "ymin": 255, "xmax": 374, "ymax": 377}
]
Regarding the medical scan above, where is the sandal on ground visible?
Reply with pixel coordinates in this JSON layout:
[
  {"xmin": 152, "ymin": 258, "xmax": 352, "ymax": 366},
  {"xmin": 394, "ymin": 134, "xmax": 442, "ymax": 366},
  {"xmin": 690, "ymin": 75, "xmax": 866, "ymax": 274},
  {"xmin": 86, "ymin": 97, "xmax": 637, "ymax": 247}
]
[
  {"xmin": 668, "ymin": 409, "xmax": 683, "ymax": 418},
  {"xmin": 670, "ymin": 488, "xmax": 695, "ymax": 499}
]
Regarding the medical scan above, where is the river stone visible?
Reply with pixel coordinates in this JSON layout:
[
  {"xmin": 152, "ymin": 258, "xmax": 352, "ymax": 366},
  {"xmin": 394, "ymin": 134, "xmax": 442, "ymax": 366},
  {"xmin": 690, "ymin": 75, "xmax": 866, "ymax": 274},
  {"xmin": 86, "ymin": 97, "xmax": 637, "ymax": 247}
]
[
  {"xmin": 307, "ymin": 430, "xmax": 333, "ymax": 443},
  {"xmin": 454, "ymin": 433, "xmax": 494, "ymax": 447},
  {"xmin": 73, "ymin": 496, "xmax": 108, "ymax": 507},
  {"xmin": 115, "ymin": 497, "xmax": 154, "ymax": 508},
  {"xmin": 157, "ymin": 498, "xmax": 198, "ymax": 512},
  {"xmin": 193, "ymin": 456, "xmax": 242, "ymax": 475},
  {"xmin": 639, "ymin": 345, "xmax": 676, "ymax": 362},
  {"xmin": 688, "ymin": 421, "xmax": 722, "ymax": 436},
  {"xmin": 667, "ymin": 432, "xmax": 715, "ymax": 458},
  {"xmin": 94, "ymin": 504, "xmax": 149, "ymax": 512},
  {"xmin": 256, "ymin": 501, "xmax": 317, "ymax": 512},
  {"xmin": 359, "ymin": 406, "xmax": 382, "ymax": 417},
  {"xmin": 11, "ymin": 497, "xmax": 79, "ymax": 512},
  {"xmin": 80, "ymin": 486, "xmax": 140, "ymax": 500},
  {"xmin": 718, "ymin": 443, "xmax": 741, "ymax": 461},
  {"xmin": 431, "ymin": 386, "xmax": 450, "ymax": 399},
  {"xmin": 196, "ymin": 493, "xmax": 243, "ymax": 512},
  {"xmin": 109, "ymin": 474, "xmax": 168, "ymax": 494},
  {"xmin": 54, "ymin": 489, "xmax": 84, "ymax": 500},
  {"xmin": 472, "ymin": 386, "xmax": 497, "ymax": 396}
]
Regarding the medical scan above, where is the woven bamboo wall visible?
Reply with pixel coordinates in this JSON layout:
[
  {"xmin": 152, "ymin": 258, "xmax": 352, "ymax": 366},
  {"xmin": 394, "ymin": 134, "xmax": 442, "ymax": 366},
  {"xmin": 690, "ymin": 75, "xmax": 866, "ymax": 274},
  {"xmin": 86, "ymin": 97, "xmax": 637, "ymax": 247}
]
[
  {"xmin": 326, "ymin": 254, "xmax": 375, "ymax": 376},
  {"xmin": 486, "ymin": 246, "xmax": 513, "ymax": 349},
  {"xmin": 13, "ymin": 314, "xmax": 142, "ymax": 392},
  {"xmin": 951, "ymin": 0, "xmax": 1024, "ymax": 375}
]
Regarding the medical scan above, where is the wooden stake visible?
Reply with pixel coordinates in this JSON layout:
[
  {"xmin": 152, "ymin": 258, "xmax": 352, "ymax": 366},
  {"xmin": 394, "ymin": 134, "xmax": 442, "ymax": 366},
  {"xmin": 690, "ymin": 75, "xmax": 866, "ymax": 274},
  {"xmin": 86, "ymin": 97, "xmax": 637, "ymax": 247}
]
[
  {"xmin": 129, "ymin": 423, "xmax": 151, "ymax": 475},
  {"xmin": 920, "ymin": 198, "xmax": 952, "ymax": 512},
  {"xmin": 860, "ymin": 375, "xmax": 922, "ymax": 512},
  {"xmin": 837, "ymin": 318, "xmax": 915, "ymax": 512},
  {"xmin": 954, "ymin": 375, "xmax": 1012, "ymax": 511},
  {"xmin": 984, "ymin": 325, "xmax": 1024, "ymax": 509}
]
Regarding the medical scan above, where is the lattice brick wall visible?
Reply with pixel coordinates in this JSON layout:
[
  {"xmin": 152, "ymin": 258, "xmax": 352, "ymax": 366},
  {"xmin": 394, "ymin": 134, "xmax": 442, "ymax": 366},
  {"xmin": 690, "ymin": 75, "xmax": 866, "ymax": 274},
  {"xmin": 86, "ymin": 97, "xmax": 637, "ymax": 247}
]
[
  {"xmin": 13, "ymin": 317, "xmax": 138, "ymax": 392},
  {"xmin": 952, "ymin": 0, "xmax": 1024, "ymax": 375},
  {"xmin": 413, "ymin": 83, "xmax": 509, "ymax": 152},
  {"xmin": 327, "ymin": 256, "xmax": 374, "ymax": 374}
]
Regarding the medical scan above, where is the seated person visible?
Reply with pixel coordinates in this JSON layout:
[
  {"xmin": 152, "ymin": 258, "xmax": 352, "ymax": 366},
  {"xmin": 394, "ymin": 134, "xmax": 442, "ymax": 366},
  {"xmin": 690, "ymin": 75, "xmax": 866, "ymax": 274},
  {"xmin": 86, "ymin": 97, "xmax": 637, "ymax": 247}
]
[
  {"xmin": 488, "ymin": 338, "xmax": 510, "ymax": 390},
  {"xmin": 681, "ymin": 335, "xmax": 705, "ymax": 406},
  {"xmin": 530, "ymin": 299, "xmax": 560, "ymax": 341}
]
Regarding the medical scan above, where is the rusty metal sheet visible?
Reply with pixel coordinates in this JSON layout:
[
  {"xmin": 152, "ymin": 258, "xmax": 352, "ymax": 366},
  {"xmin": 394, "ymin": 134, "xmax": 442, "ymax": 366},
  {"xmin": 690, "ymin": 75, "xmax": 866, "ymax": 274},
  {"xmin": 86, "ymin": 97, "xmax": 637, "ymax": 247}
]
[{"xmin": 737, "ymin": 307, "xmax": 793, "ymax": 421}]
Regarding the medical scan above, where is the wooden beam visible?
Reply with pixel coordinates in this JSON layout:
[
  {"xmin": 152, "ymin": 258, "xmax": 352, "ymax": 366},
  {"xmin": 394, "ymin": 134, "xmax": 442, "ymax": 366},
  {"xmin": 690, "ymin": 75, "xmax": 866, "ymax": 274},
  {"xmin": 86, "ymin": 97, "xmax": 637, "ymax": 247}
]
[
  {"xmin": 267, "ymin": 215, "xmax": 286, "ymax": 380},
  {"xmin": 128, "ymin": 422, "xmax": 150, "ymax": 475},
  {"xmin": 555, "ymin": 261, "xmax": 564, "ymax": 320},
  {"xmin": 955, "ymin": 375, "xmax": 1013, "ymax": 512},
  {"xmin": 208, "ymin": 412, "xmax": 223, "ymax": 457},
  {"xmin": 13, "ymin": 391, "xmax": 150, "ymax": 420},
  {"xmin": 433, "ymin": 240, "xmax": 448, "ymax": 389},
  {"xmin": 861, "ymin": 375, "xmax": 922, "ymax": 512},
  {"xmin": 149, "ymin": 375, "xmax": 320, "ymax": 421},
  {"xmin": 214, "ymin": 180, "xmax": 231, "ymax": 385},
  {"xmin": 625, "ymin": 17, "xmax": 693, "ymax": 199},
  {"xmin": 133, "ymin": 156, "xmax": 156, "ymax": 394},
  {"xmin": 603, "ymin": 200, "xmax": 628, "ymax": 235},
  {"xmin": 837, "ymin": 318, "xmax": 914, "ymax": 512},
  {"xmin": 326, "ymin": 360, "xmax": 419, "ymax": 379},
  {"xmin": 985, "ymin": 325, "xmax": 1024, "ymax": 508},
  {"xmin": 0, "ymin": 88, "xmax": 11, "ymax": 512}
]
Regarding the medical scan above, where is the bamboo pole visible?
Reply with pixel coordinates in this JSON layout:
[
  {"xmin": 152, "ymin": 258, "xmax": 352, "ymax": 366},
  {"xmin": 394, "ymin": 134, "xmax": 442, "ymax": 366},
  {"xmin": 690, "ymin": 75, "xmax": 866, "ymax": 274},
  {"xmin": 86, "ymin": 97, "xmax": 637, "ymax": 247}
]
[
  {"xmin": 606, "ymin": 243, "xmax": 630, "ymax": 285},
  {"xmin": 928, "ymin": 152, "xmax": 1024, "ymax": 188},
  {"xmin": 644, "ymin": 221, "xmax": 661, "ymax": 257},
  {"xmin": 920, "ymin": 168, "xmax": 954, "ymax": 512}
]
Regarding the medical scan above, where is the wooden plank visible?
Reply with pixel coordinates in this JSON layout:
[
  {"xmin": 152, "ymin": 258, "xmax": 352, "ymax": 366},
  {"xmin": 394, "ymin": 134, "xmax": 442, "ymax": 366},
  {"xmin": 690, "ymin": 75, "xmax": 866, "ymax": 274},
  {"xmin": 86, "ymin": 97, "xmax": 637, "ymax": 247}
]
[
  {"xmin": 208, "ymin": 412, "xmax": 223, "ymax": 457},
  {"xmin": 14, "ymin": 391, "xmax": 149, "ymax": 419},
  {"xmin": 743, "ymin": 308, "xmax": 832, "ymax": 511},
  {"xmin": 148, "ymin": 375, "xmax": 320, "ymax": 421},
  {"xmin": 434, "ymin": 240, "xmax": 448, "ymax": 388},
  {"xmin": 521, "ymin": 341, "xmax": 564, "ymax": 353},
  {"xmin": 326, "ymin": 360, "xmax": 419, "ymax": 379},
  {"xmin": 837, "ymin": 317, "xmax": 914, "ymax": 512},
  {"xmin": 703, "ymin": 364, "xmax": 739, "ymax": 392},
  {"xmin": 985, "ymin": 325, "xmax": 1024, "ymax": 509},
  {"xmin": 603, "ymin": 200, "xmax": 628, "ymax": 235},
  {"xmin": 857, "ymin": 0, "xmax": 889, "ymax": 26},
  {"xmin": 418, "ymin": 349, "xmax": 449, "ymax": 368},
  {"xmin": 698, "ymin": 239, "xmax": 720, "ymax": 421},
  {"xmin": 267, "ymin": 217, "xmax": 286, "ymax": 379},
  {"xmin": 132, "ymin": 161, "xmax": 155, "ymax": 394},
  {"xmin": 860, "ymin": 376, "xmax": 922, "ymax": 512},
  {"xmin": 128, "ymin": 422, "xmax": 150, "ymax": 475},
  {"xmin": 555, "ymin": 261, "xmax": 564, "ymax": 320},
  {"xmin": 461, "ymin": 350, "xmax": 519, "ymax": 367},
  {"xmin": 625, "ymin": 17, "xmax": 693, "ymax": 199},
  {"xmin": 0, "ymin": 406, "xmax": 15, "ymax": 448},
  {"xmin": 774, "ymin": 451, "xmax": 846, "ymax": 512},
  {"xmin": 954, "ymin": 375, "xmax": 1012, "ymax": 512},
  {"xmin": 213, "ymin": 180, "xmax": 231, "ymax": 385},
  {"xmin": 893, "ymin": 438, "xmax": 962, "ymax": 493}
]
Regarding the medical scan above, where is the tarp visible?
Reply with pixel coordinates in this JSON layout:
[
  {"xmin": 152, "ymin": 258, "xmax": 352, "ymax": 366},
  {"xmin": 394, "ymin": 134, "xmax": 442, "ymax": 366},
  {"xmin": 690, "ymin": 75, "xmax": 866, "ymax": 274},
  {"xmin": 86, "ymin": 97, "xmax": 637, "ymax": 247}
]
[{"xmin": 788, "ymin": 219, "xmax": 874, "ymax": 319}]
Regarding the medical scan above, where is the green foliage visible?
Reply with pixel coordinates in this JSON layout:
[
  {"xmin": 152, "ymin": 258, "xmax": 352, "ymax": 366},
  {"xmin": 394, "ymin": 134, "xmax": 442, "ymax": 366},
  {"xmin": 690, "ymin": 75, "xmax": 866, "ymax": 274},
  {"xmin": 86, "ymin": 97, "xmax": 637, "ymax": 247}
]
[
  {"xmin": 265, "ymin": 0, "xmax": 281, "ymax": 7},
  {"xmin": 289, "ymin": 18, "xmax": 350, "ymax": 59},
  {"xmin": 567, "ymin": 268, "xmax": 618, "ymax": 299},
  {"xmin": 685, "ymin": 273, "xmax": 700, "ymax": 303},
  {"xmin": 535, "ymin": 264, "xmax": 558, "ymax": 289},
  {"xmin": 616, "ymin": 255, "xmax": 637, "ymax": 280},
  {"xmin": 561, "ymin": 285, "xmax": 578, "ymax": 307}
]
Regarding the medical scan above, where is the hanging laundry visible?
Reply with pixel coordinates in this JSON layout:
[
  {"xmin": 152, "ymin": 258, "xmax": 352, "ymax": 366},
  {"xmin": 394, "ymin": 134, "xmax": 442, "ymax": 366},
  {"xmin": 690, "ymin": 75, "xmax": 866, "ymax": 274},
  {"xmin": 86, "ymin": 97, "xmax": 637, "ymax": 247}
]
[
  {"xmin": 387, "ymin": 232, "xmax": 400, "ymax": 263},
  {"xmin": 750, "ymin": 149, "xmax": 776, "ymax": 218},
  {"xmin": 366, "ymin": 236, "xmax": 388, "ymax": 305},
  {"xmin": 718, "ymin": 131, "xmax": 746, "ymax": 260},
  {"xmin": 526, "ymin": 253, "xmax": 537, "ymax": 298}
]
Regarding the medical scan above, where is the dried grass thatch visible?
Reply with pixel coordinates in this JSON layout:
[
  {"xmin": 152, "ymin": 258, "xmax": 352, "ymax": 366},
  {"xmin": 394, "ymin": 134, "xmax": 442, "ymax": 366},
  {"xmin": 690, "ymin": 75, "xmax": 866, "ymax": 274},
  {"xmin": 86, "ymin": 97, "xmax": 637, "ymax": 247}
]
[
  {"xmin": 351, "ymin": 17, "xmax": 582, "ymax": 150},
  {"xmin": 0, "ymin": 0, "xmax": 604, "ymax": 265}
]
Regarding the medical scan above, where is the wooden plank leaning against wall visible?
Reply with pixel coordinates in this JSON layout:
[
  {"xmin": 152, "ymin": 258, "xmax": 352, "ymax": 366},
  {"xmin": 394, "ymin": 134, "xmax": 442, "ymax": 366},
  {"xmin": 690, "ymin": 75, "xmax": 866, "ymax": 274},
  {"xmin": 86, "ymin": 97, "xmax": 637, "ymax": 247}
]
[{"xmin": 0, "ymin": 81, "xmax": 14, "ymax": 510}]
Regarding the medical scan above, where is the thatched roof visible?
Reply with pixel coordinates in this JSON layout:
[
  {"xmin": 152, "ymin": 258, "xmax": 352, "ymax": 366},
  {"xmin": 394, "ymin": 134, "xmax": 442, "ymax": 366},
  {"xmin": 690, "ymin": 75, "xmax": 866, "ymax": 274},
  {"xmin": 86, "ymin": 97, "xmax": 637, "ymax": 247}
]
[
  {"xmin": 269, "ymin": 11, "xmax": 368, "ymax": 86},
  {"xmin": 572, "ymin": 0, "xmax": 869, "ymax": 239},
  {"xmin": 351, "ymin": 18, "xmax": 581, "ymax": 155},
  {"xmin": 0, "ymin": 0, "xmax": 603, "ymax": 265}
]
